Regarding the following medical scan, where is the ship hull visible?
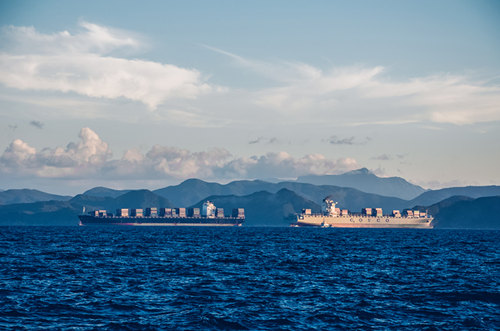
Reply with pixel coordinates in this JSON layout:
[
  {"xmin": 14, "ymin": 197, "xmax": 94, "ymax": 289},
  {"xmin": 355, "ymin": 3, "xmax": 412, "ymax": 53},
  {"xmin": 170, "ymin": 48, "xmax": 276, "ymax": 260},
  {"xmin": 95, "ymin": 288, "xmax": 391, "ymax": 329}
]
[
  {"xmin": 79, "ymin": 215, "xmax": 244, "ymax": 227},
  {"xmin": 295, "ymin": 215, "xmax": 433, "ymax": 229}
]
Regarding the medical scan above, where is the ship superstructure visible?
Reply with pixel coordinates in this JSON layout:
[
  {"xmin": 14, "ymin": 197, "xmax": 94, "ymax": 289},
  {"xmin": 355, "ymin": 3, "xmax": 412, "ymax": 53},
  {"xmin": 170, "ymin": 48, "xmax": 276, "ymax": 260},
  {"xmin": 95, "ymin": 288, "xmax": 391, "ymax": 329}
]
[
  {"xmin": 294, "ymin": 197, "xmax": 433, "ymax": 228},
  {"xmin": 79, "ymin": 201, "xmax": 245, "ymax": 226}
]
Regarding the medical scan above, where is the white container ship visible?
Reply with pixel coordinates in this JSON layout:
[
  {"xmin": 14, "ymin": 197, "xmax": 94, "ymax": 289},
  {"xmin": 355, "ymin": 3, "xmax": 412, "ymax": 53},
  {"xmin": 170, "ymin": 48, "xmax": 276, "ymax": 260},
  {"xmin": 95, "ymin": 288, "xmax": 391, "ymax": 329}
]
[{"xmin": 293, "ymin": 197, "xmax": 433, "ymax": 228}]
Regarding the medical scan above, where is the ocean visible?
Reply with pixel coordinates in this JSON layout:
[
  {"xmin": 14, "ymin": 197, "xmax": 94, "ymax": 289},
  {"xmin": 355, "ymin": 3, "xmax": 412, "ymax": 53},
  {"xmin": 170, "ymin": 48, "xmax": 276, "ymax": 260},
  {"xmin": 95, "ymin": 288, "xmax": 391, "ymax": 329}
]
[{"xmin": 0, "ymin": 227, "xmax": 498, "ymax": 330}]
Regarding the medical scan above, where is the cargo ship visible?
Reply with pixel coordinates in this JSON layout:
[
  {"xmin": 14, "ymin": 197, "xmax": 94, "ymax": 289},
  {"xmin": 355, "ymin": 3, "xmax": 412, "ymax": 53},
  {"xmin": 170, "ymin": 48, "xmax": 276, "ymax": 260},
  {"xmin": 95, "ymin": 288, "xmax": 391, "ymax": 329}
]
[
  {"xmin": 292, "ymin": 197, "xmax": 433, "ymax": 228},
  {"xmin": 79, "ymin": 201, "xmax": 244, "ymax": 226}
]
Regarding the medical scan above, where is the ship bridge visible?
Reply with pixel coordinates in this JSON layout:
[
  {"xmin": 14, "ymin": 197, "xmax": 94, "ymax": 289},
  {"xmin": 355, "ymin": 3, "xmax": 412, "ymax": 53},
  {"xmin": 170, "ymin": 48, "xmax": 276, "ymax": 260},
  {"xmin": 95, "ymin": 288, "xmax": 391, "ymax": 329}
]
[{"xmin": 323, "ymin": 197, "xmax": 338, "ymax": 217}]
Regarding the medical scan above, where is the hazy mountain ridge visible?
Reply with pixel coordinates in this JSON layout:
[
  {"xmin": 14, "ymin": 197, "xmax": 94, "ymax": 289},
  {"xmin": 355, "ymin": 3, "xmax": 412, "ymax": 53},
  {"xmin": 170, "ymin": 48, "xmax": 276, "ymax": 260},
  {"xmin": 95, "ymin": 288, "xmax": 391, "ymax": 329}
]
[
  {"xmin": 1, "ymin": 175, "xmax": 500, "ymax": 228},
  {"xmin": 82, "ymin": 187, "xmax": 132, "ymax": 198},
  {"xmin": 0, "ymin": 189, "xmax": 313, "ymax": 226},
  {"xmin": 152, "ymin": 179, "xmax": 408, "ymax": 212},
  {"xmin": 190, "ymin": 188, "xmax": 321, "ymax": 226},
  {"xmin": 413, "ymin": 196, "xmax": 500, "ymax": 229},
  {"xmin": 275, "ymin": 182, "xmax": 408, "ymax": 211},
  {"xmin": 297, "ymin": 168, "xmax": 426, "ymax": 200},
  {"xmin": 0, "ymin": 189, "xmax": 71, "ymax": 205},
  {"xmin": 3, "ymin": 168, "xmax": 498, "ymax": 209},
  {"xmin": 153, "ymin": 179, "xmax": 278, "ymax": 206},
  {"xmin": 0, "ymin": 190, "xmax": 174, "ymax": 226},
  {"xmin": 409, "ymin": 186, "xmax": 500, "ymax": 206},
  {"xmin": 153, "ymin": 179, "xmax": 500, "ymax": 213}
]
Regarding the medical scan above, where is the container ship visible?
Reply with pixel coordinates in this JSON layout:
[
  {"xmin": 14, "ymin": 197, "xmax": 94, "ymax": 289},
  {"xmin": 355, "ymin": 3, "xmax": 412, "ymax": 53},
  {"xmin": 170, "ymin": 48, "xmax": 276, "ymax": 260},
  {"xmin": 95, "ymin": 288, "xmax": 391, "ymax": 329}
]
[
  {"xmin": 293, "ymin": 197, "xmax": 433, "ymax": 228},
  {"xmin": 79, "ymin": 201, "xmax": 244, "ymax": 226}
]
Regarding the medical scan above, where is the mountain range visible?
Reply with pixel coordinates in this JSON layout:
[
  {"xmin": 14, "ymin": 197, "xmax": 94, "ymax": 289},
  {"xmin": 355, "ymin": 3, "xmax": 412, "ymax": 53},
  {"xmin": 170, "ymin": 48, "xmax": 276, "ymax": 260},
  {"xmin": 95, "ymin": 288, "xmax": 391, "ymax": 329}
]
[
  {"xmin": 297, "ymin": 168, "xmax": 426, "ymax": 200},
  {"xmin": 407, "ymin": 186, "xmax": 500, "ymax": 206},
  {"xmin": 0, "ymin": 168, "xmax": 499, "ymax": 228},
  {"xmin": 414, "ymin": 196, "xmax": 500, "ymax": 229},
  {"xmin": 191, "ymin": 189, "xmax": 320, "ymax": 226},
  {"xmin": 82, "ymin": 187, "xmax": 132, "ymax": 198},
  {"xmin": 0, "ymin": 189, "xmax": 71, "ymax": 205},
  {"xmin": 151, "ymin": 179, "xmax": 408, "ymax": 212},
  {"xmin": 0, "ymin": 190, "xmax": 174, "ymax": 226}
]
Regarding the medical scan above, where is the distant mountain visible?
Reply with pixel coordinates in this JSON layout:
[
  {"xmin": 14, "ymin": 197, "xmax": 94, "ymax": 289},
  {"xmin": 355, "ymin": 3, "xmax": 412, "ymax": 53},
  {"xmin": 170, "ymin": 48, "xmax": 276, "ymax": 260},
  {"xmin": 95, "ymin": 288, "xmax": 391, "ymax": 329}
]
[
  {"xmin": 411, "ymin": 195, "xmax": 472, "ymax": 217},
  {"xmin": 2, "ymin": 179, "xmax": 500, "ymax": 228},
  {"xmin": 191, "ymin": 188, "xmax": 321, "ymax": 226},
  {"xmin": 82, "ymin": 186, "xmax": 131, "ymax": 198},
  {"xmin": 113, "ymin": 190, "xmax": 174, "ymax": 209},
  {"xmin": 0, "ymin": 188, "xmax": 312, "ymax": 226},
  {"xmin": 0, "ymin": 190, "xmax": 174, "ymax": 226},
  {"xmin": 156, "ymin": 178, "xmax": 500, "ymax": 212},
  {"xmin": 153, "ymin": 178, "xmax": 278, "ymax": 206},
  {"xmin": 409, "ymin": 186, "xmax": 500, "ymax": 206},
  {"xmin": 68, "ymin": 190, "xmax": 174, "ymax": 214},
  {"xmin": 275, "ymin": 182, "xmax": 408, "ymax": 212},
  {"xmin": 297, "ymin": 168, "xmax": 426, "ymax": 200},
  {"xmin": 413, "ymin": 196, "xmax": 500, "ymax": 229},
  {"xmin": 154, "ymin": 178, "xmax": 408, "ymax": 212},
  {"xmin": 0, "ymin": 189, "xmax": 71, "ymax": 205}
]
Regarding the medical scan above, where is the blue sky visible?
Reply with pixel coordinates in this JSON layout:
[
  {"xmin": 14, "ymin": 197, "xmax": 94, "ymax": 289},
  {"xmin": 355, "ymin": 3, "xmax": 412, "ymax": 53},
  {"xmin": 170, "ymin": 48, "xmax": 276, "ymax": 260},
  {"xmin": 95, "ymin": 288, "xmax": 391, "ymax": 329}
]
[{"xmin": 0, "ymin": 0, "xmax": 499, "ymax": 194}]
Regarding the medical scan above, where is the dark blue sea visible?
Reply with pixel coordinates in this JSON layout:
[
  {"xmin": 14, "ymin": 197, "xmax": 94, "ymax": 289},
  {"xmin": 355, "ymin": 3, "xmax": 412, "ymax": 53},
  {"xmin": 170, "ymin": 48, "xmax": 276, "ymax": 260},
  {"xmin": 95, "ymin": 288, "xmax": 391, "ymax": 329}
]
[{"xmin": 0, "ymin": 227, "xmax": 498, "ymax": 330}]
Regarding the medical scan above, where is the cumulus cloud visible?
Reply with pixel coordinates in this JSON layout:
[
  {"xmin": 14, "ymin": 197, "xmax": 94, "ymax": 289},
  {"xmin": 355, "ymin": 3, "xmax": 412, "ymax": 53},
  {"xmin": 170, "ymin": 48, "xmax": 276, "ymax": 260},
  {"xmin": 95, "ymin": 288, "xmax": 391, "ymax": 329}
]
[
  {"xmin": 1, "ymin": 139, "xmax": 37, "ymax": 168},
  {"xmin": 0, "ymin": 128, "xmax": 359, "ymax": 181},
  {"xmin": 0, "ymin": 127, "xmax": 111, "ymax": 177},
  {"xmin": 219, "ymin": 152, "xmax": 358, "ymax": 179},
  {"xmin": 0, "ymin": 22, "xmax": 215, "ymax": 109},
  {"xmin": 144, "ymin": 145, "xmax": 233, "ymax": 179}
]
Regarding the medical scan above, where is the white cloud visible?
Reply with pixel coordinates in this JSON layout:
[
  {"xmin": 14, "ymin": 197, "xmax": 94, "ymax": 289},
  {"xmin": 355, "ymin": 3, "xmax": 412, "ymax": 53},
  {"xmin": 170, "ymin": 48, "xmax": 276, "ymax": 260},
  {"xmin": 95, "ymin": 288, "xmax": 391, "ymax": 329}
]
[
  {"xmin": 258, "ymin": 66, "xmax": 500, "ymax": 124},
  {"xmin": 208, "ymin": 47, "xmax": 500, "ymax": 125},
  {"xmin": 0, "ymin": 128, "xmax": 359, "ymax": 181},
  {"xmin": 1, "ymin": 22, "xmax": 140, "ymax": 55},
  {"xmin": 0, "ymin": 22, "xmax": 216, "ymax": 109},
  {"xmin": 144, "ymin": 145, "xmax": 233, "ymax": 178},
  {"xmin": 0, "ymin": 127, "xmax": 111, "ymax": 177},
  {"xmin": 219, "ymin": 152, "xmax": 358, "ymax": 179},
  {"xmin": 362, "ymin": 74, "xmax": 500, "ymax": 125},
  {"xmin": 0, "ymin": 139, "xmax": 37, "ymax": 168}
]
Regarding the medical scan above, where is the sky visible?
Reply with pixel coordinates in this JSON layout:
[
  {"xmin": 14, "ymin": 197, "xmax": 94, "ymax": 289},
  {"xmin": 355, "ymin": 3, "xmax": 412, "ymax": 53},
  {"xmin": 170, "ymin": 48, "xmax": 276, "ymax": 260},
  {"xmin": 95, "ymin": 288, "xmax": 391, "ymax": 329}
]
[{"xmin": 0, "ymin": 0, "xmax": 499, "ymax": 195}]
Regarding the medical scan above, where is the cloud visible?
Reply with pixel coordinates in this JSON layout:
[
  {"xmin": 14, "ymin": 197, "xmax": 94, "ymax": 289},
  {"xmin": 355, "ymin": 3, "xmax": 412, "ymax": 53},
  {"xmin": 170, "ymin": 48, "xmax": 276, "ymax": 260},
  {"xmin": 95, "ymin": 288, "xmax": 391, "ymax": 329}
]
[
  {"xmin": 249, "ymin": 137, "xmax": 262, "ymax": 144},
  {"xmin": 371, "ymin": 154, "xmax": 392, "ymax": 161},
  {"xmin": 29, "ymin": 120, "xmax": 44, "ymax": 129},
  {"xmin": 248, "ymin": 136, "xmax": 279, "ymax": 145},
  {"xmin": 362, "ymin": 74, "xmax": 500, "ymax": 125},
  {"xmin": 219, "ymin": 152, "xmax": 358, "ymax": 179},
  {"xmin": 324, "ymin": 135, "xmax": 370, "ymax": 145},
  {"xmin": 208, "ymin": 47, "xmax": 500, "ymax": 125},
  {"xmin": 1, "ymin": 139, "xmax": 37, "ymax": 168},
  {"xmin": 327, "ymin": 136, "xmax": 355, "ymax": 145},
  {"xmin": 0, "ymin": 22, "xmax": 216, "ymax": 109},
  {"xmin": 0, "ymin": 127, "xmax": 111, "ymax": 177},
  {"xmin": 0, "ymin": 22, "xmax": 140, "ymax": 55},
  {"xmin": 0, "ymin": 128, "xmax": 359, "ymax": 181}
]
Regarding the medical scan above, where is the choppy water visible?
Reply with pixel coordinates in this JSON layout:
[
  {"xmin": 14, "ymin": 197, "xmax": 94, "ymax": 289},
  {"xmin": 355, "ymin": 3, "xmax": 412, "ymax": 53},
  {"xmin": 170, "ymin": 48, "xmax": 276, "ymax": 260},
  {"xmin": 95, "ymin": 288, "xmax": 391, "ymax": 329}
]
[{"xmin": 0, "ymin": 227, "xmax": 499, "ymax": 330}]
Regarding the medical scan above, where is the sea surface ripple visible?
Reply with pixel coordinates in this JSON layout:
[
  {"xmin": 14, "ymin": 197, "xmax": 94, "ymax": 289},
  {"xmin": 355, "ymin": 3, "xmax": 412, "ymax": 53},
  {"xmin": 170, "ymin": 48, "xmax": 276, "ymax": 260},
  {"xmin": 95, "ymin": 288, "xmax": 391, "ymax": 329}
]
[{"xmin": 0, "ymin": 227, "xmax": 499, "ymax": 330}]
